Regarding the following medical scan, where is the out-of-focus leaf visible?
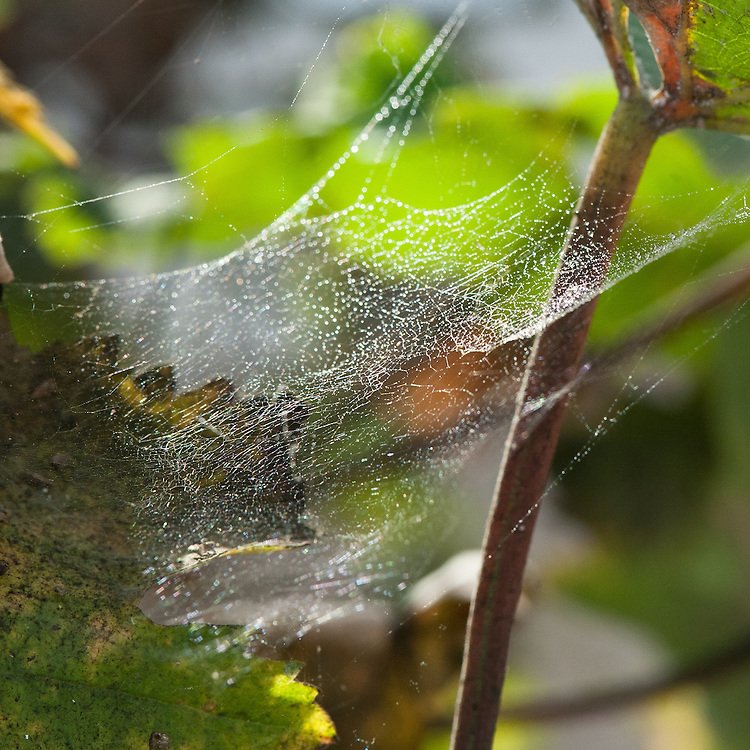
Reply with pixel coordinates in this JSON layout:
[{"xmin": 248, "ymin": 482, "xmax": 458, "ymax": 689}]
[
  {"xmin": 169, "ymin": 87, "xmax": 576, "ymax": 282},
  {"xmin": 561, "ymin": 529, "xmax": 744, "ymax": 656},
  {"xmin": 710, "ymin": 312, "xmax": 750, "ymax": 494},
  {"xmin": 22, "ymin": 174, "xmax": 110, "ymax": 267},
  {"xmin": 0, "ymin": 63, "xmax": 78, "ymax": 167},
  {"xmin": 0, "ymin": 316, "xmax": 335, "ymax": 749},
  {"xmin": 559, "ymin": 521, "xmax": 750, "ymax": 749},
  {"xmin": 168, "ymin": 118, "xmax": 334, "ymax": 249},
  {"xmin": 295, "ymin": 10, "xmax": 450, "ymax": 127}
]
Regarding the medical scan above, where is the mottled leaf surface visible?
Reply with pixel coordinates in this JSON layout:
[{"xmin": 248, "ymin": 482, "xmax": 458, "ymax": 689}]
[{"xmin": 0, "ymin": 313, "xmax": 335, "ymax": 749}]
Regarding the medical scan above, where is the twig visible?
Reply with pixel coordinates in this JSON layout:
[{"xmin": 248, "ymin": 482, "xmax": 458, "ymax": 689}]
[
  {"xmin": 502, "ymin": 629, "xmax": 750, "ymax": 723},
  {"xmin": 574, "ymin": 1, "xmax": 638, "ymax": 95},
  {"xmin": 585, "ymin": 246, "xmax": 750, "ymax": 377},
  {"xmin": 450, "ymin": 93, "xmax": 662, "ymax": 750},
  {"xmin": 426, "ymin": 629, "xmax": 750, "ymax": 729}
]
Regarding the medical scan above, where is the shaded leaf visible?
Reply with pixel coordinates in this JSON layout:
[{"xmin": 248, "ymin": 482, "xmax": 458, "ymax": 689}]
[{"xmin": 0, "ymin": 313, "xmax": 335, "ymax": 749}]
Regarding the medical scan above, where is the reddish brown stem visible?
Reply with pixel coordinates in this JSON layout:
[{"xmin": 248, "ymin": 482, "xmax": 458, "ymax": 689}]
[
  {"xmin": 575, "ymin": 1, "xmax": 638, "ymax": 95},
  {"xmin": 450, "ymin": 93, "xmax": 661, "ymax": 750}
]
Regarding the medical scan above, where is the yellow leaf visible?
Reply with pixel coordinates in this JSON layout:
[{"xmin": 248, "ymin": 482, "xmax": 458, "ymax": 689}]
[{"xmin": 0, "ymin": 63, "xmax": 78, "ymax": 167}]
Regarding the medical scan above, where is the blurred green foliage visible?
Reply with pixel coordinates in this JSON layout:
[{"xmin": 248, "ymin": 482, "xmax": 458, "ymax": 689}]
[
  {"xmin": 3, "ymin": 7, "xmax": 750, "ymax": 750},
  {"xmin": 9, "ymin": 12, "xmax": 749, "ymax": 337}
]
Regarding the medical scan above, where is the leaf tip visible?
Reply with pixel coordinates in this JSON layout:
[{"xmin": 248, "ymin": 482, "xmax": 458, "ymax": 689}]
[{"xmin": 0, "ymin": 63, "xmax": 79, "ymax": 168}]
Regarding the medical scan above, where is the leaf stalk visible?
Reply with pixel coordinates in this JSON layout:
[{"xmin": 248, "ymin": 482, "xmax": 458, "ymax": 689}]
[{"xmin": 450, "ymin": 91, "xmax": 661, "ymax": 750}]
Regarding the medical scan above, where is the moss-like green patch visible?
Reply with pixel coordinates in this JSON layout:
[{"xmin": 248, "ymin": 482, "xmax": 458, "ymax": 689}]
[{"xmin": 0, "ymin": 311, "xmax": 335, "ymax": 749}]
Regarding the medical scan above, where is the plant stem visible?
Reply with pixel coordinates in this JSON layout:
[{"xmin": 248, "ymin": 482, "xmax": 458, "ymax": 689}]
[
  {"xmin": 430, "ymin": 627, "xmax": 750, "ymax": 730},
  {"xmin": 502, "ymin": 629, "xmax": 750, "ymax": 724},
  {"xmin": 450, "ymin": 92, "xmax": 661, "ymax": 750}
]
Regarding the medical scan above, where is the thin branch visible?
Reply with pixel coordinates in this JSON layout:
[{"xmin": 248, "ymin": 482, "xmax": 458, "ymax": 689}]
[
  {"xmin": 583, "ymin": 244, "xmax": 750, "ymax": 380},
  {"xmin": 513, "ymin": 245, "xmax": 750, "ymax": 429},
  {"xmin": 575, "ymin": 0, "xmax": 638, "ymax": 94},
  {"xmin": 334, "ymin": 245, "xmax": 750, "ymax": 495},
  {"xmin": 502, "ymin": 630, "xmax": 750, "ymax": 723},
  {"xmin": 450, "ymin": 93, "xmax": 662, "ymax": 750},
  {"xmin": 623, "ymin": 1, "xmax": 692, "ymax": 101},
  {"xmin": 427, "ymin": 629, "xmax": 750, "ymax": 729}
]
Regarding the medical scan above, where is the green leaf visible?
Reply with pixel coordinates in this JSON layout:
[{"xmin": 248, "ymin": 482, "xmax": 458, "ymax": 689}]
[
  {"xmin": 294, "ymin": 10, "xmax": 452, "ymax": 126},
  {"xmin": 0, "ymin": 315, "xmax": 335, "ymax": 749},
  {"xmin": 625, "ymin": 0, "xmax": 750, "ymax": 131}
]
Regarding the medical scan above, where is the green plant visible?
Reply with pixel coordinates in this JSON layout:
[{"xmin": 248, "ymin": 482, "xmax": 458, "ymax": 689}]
[
  {"xmin": 2, "ymin": 3, "xmax": 750, "ymax": 749},
  {"xmin": 452, "ymin": 2, "xmax": 750, "ymax": 748}
]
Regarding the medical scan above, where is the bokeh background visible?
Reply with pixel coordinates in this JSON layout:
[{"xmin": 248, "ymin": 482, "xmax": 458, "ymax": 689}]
[{"xmin": 2, "ymin": 1, "xmax": 750, "ymax": 749}]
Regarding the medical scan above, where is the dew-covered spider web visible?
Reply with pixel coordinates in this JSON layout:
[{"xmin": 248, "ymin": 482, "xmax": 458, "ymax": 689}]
[{"xmin": 3, "ymin": 3, "xmax": 750, "ymax": 645}]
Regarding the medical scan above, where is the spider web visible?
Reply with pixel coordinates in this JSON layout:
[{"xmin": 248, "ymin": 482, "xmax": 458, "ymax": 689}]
[{"xmin": 3, "ymin": 3, "xmax": 749, "ymax": 644}]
